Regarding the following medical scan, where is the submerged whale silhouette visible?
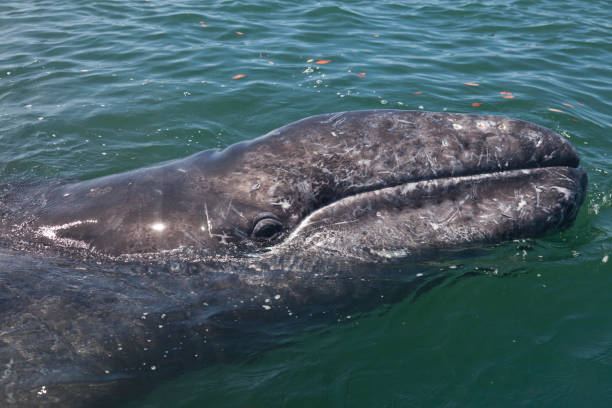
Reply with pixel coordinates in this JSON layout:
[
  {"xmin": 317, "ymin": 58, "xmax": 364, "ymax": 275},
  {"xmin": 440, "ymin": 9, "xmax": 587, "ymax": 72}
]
[{"xmin": 0, "ymin": 110, "xmax": 586, "ymax": 406}]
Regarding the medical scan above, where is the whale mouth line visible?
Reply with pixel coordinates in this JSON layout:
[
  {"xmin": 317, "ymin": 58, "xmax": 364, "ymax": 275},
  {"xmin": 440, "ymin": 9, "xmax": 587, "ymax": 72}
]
[{"xmin": 313, "ymin": 157, "xmax": 581, "ymax": 214}]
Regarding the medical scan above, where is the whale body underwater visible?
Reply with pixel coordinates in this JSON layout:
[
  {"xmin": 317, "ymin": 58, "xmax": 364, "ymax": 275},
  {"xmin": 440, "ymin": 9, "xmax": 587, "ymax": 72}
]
[{"xmin": 0, "ymin": 110, "xmax": 586, "ymax": 406}]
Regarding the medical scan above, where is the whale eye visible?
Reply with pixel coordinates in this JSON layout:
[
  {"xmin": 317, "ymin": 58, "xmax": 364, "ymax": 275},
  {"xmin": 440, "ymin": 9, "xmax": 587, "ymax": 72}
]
[{"xmin": 251, "ymin": 213, "xmax": 283, "ymax": 240}]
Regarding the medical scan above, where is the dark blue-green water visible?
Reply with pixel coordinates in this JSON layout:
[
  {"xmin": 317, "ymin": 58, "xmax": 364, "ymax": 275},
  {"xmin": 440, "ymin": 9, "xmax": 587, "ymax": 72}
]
[{"xmin": 1, "ymin": 0, "xmax": 611, "ymax": 407}]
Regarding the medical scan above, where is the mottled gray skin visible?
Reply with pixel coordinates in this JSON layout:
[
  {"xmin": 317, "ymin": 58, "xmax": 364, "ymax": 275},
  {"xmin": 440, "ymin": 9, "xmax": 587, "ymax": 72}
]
[{"xmin": 0, "ymin": 110, "xmax": 586, "ymax": 406}]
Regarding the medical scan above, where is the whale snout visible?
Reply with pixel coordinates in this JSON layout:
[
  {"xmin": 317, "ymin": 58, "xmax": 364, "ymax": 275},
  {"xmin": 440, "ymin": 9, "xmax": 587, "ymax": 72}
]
[{"xmin": 266, "ymin": 111, "xmax": 588, "ymax": 261}]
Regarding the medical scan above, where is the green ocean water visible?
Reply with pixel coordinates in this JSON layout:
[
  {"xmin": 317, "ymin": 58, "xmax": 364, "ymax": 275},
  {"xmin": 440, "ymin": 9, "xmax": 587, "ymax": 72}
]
[{"xmin": 1, "ymin": 0, "xmax": 611, "ymax": 407}]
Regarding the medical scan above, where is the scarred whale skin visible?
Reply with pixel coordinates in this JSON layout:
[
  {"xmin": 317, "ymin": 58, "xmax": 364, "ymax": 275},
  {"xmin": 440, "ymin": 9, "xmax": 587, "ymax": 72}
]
[{"xmin": 0, "ymin": 110, "xmax": 586, "ymax": 406}]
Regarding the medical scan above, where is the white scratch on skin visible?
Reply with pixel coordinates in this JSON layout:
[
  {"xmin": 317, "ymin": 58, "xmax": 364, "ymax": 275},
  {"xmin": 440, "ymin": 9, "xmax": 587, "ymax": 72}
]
[
  {"xmin": 424, "ymin": 151, "xmax": 437, "ymax": 175},
  {"xmin": 551, "ymin": 171, "xmax": 577, "ymax": 184},
  {"xmin": 37, "ymin": 219, "xmax": 98, "ymax": 249},
  {"xmin": 333, "ymin": 116, "xmax": 346, "ymax": 127},
  {"xmin": 224, "ymin": 199, "xmax": 234, "ymax": 220},
  {"xmin": 271, "ymin": 199, "xmax": 292, "ymax": 210},
  {"xmin": 329, "ymin": 112, "xmax": 345, "ymax": 122},
  {"xmin": 533, "ymin": 185, "xmax": 542, "ymax": 207},
  {"xmin": 452, "ymin": 123, "xmax": 462, "ymax": 130},
  {"xmin": 397, "ymin": 119, "xmax": 415, "ymax": 125},
  {"xmin": 433, "ymin": 208, "xmax": 459, "ymax": 227},
  {"xmin": 230, "ymin": 204, "xmax": 246, "ymax": 219},
  {"xmin": 550, "ymin": 186, "xmax": 572, "ymax": 201},
  {"xmin": 212, "ymin": 232, "xmax": 230, "ymax": 245},
  {"xmin": 204, "ymin": 203, "xmax": 213, "ymax": 238},
  {"xmin": 343, "ymin": 145, "xmax": 356, "ymax": 154}
]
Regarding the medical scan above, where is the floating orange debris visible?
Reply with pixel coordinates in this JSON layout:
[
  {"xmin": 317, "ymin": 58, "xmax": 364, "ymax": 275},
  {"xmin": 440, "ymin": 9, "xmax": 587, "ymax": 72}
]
[
  {"xmin": 471, "ymin": 102, "xmax": 484, "ymax": 107},
  {"xmin": 80, "ymin": 69, "xmax": 89, "ymax": 72},
  {"xmin": 268, "ymin": 61, "xmax": 275, "ymax": 65},
  {"xmin": 503, "ymin": 95, "xmax": 515, "ymax": 99},
  {"xmin": 236, "ymin": 31, "xmax": 243, "ymax": 35},
  {"xmin": 569, "ymin": 119, "xmax": 579, "ymax": 123},
  {"xmin": 306, "ymin": 59, "xmax": 314, "ymax": 63},
  {"xmin": 356, "ymin": 72, "xmax": 366, "ymax": 77},
  {"xmin": 315, "ymin": 60, "xmax": 332, "ymax": 64},
  {"xmin": 562, "ymin": 103, "xmax": 574, "ymax": 108},
  {"xmin": 464, "ymin": 82, "xmax": 479, "ymax": 87},
  {"xmin": 199, "ymin": 21, "xmax": 207, "ymax": 27},
  {"xmin": 232, "ymin": 74, "xmax": 245, "ymax": 79},
  {"xmin": 413, "ymin": 91, "xmax": 422, "ymax": 95},
  {"xmin": 548, "ymin": 108, "xmax": 564, "ymax": 113},
  {"xmin": 500, "ymin": 91, "xmax": 512, "ymax": 95}
]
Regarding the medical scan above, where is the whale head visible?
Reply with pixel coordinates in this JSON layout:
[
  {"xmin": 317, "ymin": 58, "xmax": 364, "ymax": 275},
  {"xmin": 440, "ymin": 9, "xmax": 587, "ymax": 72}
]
[{"xmin": 12, "ymin": 110, "xmax": 586, "ymax": 260}]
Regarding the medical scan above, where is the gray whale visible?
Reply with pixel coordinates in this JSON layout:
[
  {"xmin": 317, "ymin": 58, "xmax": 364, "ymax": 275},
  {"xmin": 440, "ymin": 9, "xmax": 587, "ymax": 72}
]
[{"xmin": 0, "ymin": 110, "xmax": 587, "ymax": 406}]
